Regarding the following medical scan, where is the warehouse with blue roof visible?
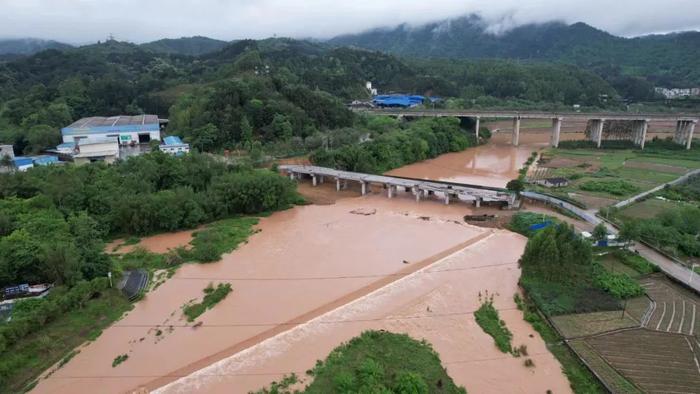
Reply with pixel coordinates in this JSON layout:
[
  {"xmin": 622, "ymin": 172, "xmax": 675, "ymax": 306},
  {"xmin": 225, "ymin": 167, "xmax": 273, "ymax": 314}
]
[
  {"xmin": 61, "ymin": 115, "xmax": 165, "ymax": 145},
  {"xmin": 372, "ymin": 95, "xmax": 440, "ymax": 108}
]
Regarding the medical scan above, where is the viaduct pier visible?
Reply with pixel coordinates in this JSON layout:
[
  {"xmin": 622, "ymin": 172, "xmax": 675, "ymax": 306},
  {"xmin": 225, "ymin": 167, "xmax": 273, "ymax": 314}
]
[
  {"xmin": 359, "ymin": 109, "xmax": 698, "ymax": 149},
  {"xmin": 279, "ymin": 165, "xmax": 517, "ymax": 208}
]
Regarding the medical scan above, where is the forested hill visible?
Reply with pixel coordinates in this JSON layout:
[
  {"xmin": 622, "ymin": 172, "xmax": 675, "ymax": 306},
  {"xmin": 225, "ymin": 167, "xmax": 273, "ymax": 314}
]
[
  {"xmin": 141, "ymin": 36, "xmax": 229, "ymax": 56},
  {"xmin": 0, "ymin": 38, "xmax": 72, "ymax": 55},
  {"xmin": 329, "ymin": 15, "xmax": 700, "ymax": 88},
  {"xmin": 0, "ymin": 37, "xmax": 621, "ymax": 155}
]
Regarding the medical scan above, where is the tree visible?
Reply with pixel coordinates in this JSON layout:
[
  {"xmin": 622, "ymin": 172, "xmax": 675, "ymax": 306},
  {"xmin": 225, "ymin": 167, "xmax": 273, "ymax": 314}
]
[
  {"xmin": 189, "ymin": 123, "xmax": 218, "ymax": 152},
  {"xmin": 271, "ymin": 114, "xmax": 293, "ymax": 140},
  {"xmin": 506, "ymin": 179, "xmax": 524, "ymax": 194},
  {"xmin": 24, "ymin": 124, "xmax": 60, "ymax": 154},
  {"xmin": 592, "ymin": 223, "xmax": 608, "ymax": 242},
  {"xmin": 618, "ymin": 220, "xmax": 640, "ymax": 245},
  {"xmin": 240, "ymin": 116, "xmax": 253, "ymax": 148}
]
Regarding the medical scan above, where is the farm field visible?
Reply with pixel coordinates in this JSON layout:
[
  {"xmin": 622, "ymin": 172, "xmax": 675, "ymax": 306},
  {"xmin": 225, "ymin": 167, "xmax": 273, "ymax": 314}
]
[
  {"xmin": 551, "ymin": 311, "xmax": 638, "ymax": 339},
  {"xmin": 584, "ymin": 328, "xmax": 700, "ymax": 394},
  {"xmin": 639, "ymin": 275, "xmax": 699, "ymax": 336},
  {"xmin": 616, "ymin": 197, "xmax": 684, "ymax": 220},
  {"xmin": 568, "ymin": 339, "xmax": 643, "ymax": 394},
  {"xmin": 546, "ymin": 253, "xmax": 700, "ymax": 393},
  {"xmin": 534, "ymin": 147, "xmax": 700, "ymax": 206}
]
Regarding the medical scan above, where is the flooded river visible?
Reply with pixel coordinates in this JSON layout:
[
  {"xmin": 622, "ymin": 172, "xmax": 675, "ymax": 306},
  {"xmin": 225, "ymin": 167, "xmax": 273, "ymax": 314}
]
[{"xmin": 33, "ymin": 121, "xmax": 596, "ymax": 394}]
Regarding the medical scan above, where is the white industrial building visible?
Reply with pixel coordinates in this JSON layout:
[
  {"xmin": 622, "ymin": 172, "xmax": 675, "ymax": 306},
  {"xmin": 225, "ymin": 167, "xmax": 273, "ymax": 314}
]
[{"xmin": 61, "ymin": 115, "xmax": 165, "ymax": 145}]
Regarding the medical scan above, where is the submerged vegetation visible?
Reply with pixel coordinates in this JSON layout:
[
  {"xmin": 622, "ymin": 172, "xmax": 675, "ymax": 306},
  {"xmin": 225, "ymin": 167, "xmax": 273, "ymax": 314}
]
[
  {"xmin": 183, "ymin": 283, "xmax": 233, "ymax": 322},
  {"xmin": 474, "ymin": 300, "xmax": 513, "ymax": 354}
]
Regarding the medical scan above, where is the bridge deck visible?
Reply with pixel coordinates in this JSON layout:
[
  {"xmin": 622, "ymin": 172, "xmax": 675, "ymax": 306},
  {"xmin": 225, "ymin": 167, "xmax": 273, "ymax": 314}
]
[
  {"xmin": 279, "ymin": 165, "xmax": 515, "ymax": 204},
  {"xmin": 358, "ymin": 109, "xmax": 699, "ymax": 122}
]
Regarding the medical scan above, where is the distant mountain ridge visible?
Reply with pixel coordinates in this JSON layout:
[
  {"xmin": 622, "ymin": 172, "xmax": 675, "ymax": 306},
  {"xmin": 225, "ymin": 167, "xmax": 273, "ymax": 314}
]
[
  {"xmin": 140, "ymin": 36, "xmax": 229, "ymax": 56},
  {"xmin": 0, "ymin": 38, "xmax": 72, "ymax": 55},
  {"xmin": 329, "ymin": 15, "xmax": 700, "ymax": 87}
]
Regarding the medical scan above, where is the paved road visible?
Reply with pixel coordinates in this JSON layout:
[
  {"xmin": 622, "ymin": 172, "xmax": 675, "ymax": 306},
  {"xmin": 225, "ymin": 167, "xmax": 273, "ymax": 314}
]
[{"xmin": 522, "ymin": 191, "xmax": 700, "ymax": 293}]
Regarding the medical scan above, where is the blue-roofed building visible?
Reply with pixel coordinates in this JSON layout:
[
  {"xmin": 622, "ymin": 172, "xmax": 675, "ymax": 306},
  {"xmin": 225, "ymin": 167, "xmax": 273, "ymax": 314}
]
[
  {"xmin": 12, "ymin": 155, "xmax": 60, "ymax": 171},
  {"xmin": 372, "ymin": 94, "xmax": 440, "ymax": 108},
  {"xmin": 159, "ymin": 135, "xmax": 190, "ymax": 156},
  {"xmin": 61, "ymin": 115, "xmax": 164, "ymax": 145}
]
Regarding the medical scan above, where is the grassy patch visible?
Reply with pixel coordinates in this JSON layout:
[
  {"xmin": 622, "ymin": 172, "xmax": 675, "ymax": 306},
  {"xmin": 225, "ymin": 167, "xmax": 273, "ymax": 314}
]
[
  {"xmin": 508, "ymin": 212, "xmax": 558, "ymax": 237},
  {"xmin": 579, "ymin": 180, "xmax": 639, "ymax": 196},
  {"xmin": 112, "ymin": 354, "xmax": 129, "ymax": 368},
  {"xmin": 252, "ymin": 373, "xmax": 299, "ymax": 394},
  {"xmin": 0, "ymin": 289, "xmax": 132, "ymax": 393},
  {"xmin": 187, "ymin": 217, "xmax": 259, "ymax": 262},
  {"xmin": 302, "ymin": 331, "xmax": 465, "ymax": 394},
  {"xmin": 610, "ymin": 250, "xmax": 658, "ymax": 275},
  {"xmin": 123, "ymin": 236, "xmax": 141, "ymax": 246},
  {"xmin": 474, "ymin": 300, "xmax": 513, "ymax": 354},
  {"xmin": 182, "ymin": 283, "xmax": 233, "ymax": 322}
]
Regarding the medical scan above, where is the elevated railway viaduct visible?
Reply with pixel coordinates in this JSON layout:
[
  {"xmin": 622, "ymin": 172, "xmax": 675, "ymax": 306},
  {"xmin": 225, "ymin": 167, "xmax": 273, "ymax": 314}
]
[{"xmin": 358, "ymin": 109, "xmax": 699, "ymax": 149}]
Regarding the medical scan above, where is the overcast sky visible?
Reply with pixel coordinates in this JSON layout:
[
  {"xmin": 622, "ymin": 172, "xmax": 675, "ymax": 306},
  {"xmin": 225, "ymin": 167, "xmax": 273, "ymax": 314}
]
[{"xmin": 1, "ymin": 0, "xmax": 699, "ymax": 44}]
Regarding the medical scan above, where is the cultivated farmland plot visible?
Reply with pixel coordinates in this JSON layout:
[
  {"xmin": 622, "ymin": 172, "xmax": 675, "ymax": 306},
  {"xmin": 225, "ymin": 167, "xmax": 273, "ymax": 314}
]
[
  {"xmin": 551, "ymin": 273, "xmax": 700, "ymax": 392},
  {"xmin": 585, "ymin": 328, "xmax": 700, "ymax": 394},
  {"xmin": 639, "ymin": 274, "xmax": 699, "ymax": 336}
]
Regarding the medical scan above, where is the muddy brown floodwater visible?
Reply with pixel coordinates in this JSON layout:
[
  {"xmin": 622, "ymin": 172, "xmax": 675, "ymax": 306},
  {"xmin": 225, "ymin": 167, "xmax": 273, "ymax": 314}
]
[
  {"xmin": 156, "ymin": 230, "xmax": 571, "ymax": 394},
  {"xmin": 388, "ymin": 119, "xmax": 675, "ymax": 188},
  {"xmin": 33, "ymin": 197, "xmax": 490, "ymax": 394}
]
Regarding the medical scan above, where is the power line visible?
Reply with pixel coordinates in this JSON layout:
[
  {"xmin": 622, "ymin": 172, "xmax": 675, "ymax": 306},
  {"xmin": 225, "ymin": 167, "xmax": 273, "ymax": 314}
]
[
  {"xmin": 46, "ymin": 351, "xmax": 550, "ymax": 380},
  {"xmin": 111, "ymin": 307, "xmax": 519, "ymax": 328},
  {"xmin": 167, "ymin": 261, "xmax": 517, "ymax": 282}
]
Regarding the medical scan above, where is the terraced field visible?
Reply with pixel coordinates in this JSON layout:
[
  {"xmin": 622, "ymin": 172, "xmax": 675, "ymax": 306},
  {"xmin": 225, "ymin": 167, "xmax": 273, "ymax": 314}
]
[
  {"xmin": 585, "ymin": 328, "xmax": 700, "ymax": 394},
  {"xmin": 569, "ymin": 338, "xmax": 643, "ymax": 394},
  {"xmin": 639, "ymin": 275, "xmax": 699, "ymax": 336}
]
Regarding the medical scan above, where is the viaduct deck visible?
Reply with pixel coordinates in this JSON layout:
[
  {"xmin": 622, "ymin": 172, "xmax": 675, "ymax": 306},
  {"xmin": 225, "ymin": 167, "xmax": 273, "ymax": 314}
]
[
  {"xmin": 279, "ymin": 165, "xmax": 517, "ymax": 208},
  {"xmin": 358, "ymin": 108, "xmax": 699, "ymax": 122},
  {"xmin": 356, "ymin": 109, "xmax": 699, "ymax": 149}
]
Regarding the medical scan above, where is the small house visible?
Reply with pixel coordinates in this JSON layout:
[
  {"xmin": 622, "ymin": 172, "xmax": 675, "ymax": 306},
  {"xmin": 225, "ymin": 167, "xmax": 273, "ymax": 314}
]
[
  {"xmin": 159, "ymin": 136, "xmax": 190, "ymax": 156},
  {"xmin": 535, "ymin": 177, "xmax": 570, "ymax": 188}
]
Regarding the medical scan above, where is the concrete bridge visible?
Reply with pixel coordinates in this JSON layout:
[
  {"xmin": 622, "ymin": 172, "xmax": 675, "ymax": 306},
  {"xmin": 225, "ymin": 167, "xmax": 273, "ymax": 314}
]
[
  {"xmin": 357, "ymin": 109, "xmax": 699, "ymax": 149},
  {"xmin": 279, "ymin": 165, "xmax": 517, "ymax": 208}
]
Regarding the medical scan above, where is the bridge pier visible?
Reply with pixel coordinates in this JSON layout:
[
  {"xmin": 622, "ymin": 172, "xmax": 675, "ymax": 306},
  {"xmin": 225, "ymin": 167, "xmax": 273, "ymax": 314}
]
[
  {"xmin": 336, "ymin": 178, "xmax": 341, "ymax": 191},
  {"xmin": 512, "ymin": 117, "xmax": 521, "ymax": 146},
  {"xmin": 475, "ymin": 116, "xmax": 480, "ymax": 141},
  {"xmin": 632, "ymin": 119, "xmax": 649, "ymax": 149},
  {"xmin": 387, "ymin": 185, "xmax": 395, "ymax": 199},
  {"xmin": 475, "ymin": 198, "xmax": 481, "ymax": 208},
  {"xmin": 589, "ymin": 119, "xmax": 605, "ymax": 148},
  {"xmin": 550, "ymin": 117, "xmax": 562, "ymax": 148},
  {"xmin": 311, "ymin": 174, "xmax": 317, "ymax": 186},
  {"xmin": 444, "ymin": 193, "xmax": 450, "ymax": 205},
  {"xmin": 413, "ymin": 186, "xmax": 421, "ymax": 202},
  {"xmin": 361, "ymin": 181, "xmax": 367, "ymax": 196},
  {"xmin": 674, "ymin": 120, "xmax": 697, "ymax": 149}
]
